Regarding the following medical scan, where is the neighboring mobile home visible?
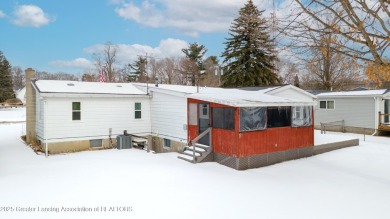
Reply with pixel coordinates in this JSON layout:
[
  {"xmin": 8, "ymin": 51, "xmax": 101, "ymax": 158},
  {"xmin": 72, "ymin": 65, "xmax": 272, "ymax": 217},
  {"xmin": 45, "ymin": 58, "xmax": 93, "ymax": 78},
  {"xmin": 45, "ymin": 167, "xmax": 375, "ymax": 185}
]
[{"xmin": 314, "ymin": 89, "xmax": 390, "ymax": 134}]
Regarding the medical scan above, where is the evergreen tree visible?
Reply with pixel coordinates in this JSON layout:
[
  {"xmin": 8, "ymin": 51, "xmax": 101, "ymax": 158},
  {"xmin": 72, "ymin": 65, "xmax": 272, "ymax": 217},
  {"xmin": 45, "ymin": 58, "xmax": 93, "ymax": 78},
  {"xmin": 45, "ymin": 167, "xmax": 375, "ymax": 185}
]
[
  {"xmin": 181, "ymin": 42, "xmax": 207, "ymax": 86},
  {"xmin": 294, "ymin": 75, "xmax": 300, "ymax": 87},
  {"xmin": 0, "ymin": 51, "xmax": 15, "ymax": 102},
  {"xmin": 221, "ymin": 0, "xmax": 279, "ymax": 87},
  {"xmin": 127, "ymin": 56, "xmax": 147, "ymax": 82}
]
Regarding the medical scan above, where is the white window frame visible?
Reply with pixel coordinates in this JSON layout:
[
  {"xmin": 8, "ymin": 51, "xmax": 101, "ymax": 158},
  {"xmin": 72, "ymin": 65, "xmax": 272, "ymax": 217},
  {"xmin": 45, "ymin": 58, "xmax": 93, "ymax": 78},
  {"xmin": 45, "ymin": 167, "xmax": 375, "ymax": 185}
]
[
  {"xmin": 319, "ymin": 100, "xmax": 335, "ymax": 109},
  {"xmin": 199, "ymin": 104, "xmax": 209, "ymax": 119},
  {"xmin": 134, "ymin": 102, "xmax": 142, "ymax": 119},
  {"xmin": 292, "ymin": 106, "xmax": 312, "ymax": 127},
  {"xmin": 72, "ymin": 102, "xmax": 81, "ymax": 121}
]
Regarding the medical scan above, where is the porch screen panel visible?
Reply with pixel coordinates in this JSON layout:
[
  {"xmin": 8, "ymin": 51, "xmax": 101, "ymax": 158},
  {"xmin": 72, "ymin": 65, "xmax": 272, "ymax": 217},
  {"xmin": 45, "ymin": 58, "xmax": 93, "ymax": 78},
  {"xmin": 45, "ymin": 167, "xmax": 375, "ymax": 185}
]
[
  {"xmin": 212, "ymin": 108, "xmax": 235, "ymax": 130},
  {"xmin": 189, "ymin": 103, "xmax": 197, "ymax": 125},
  {"xmin": 292, "ymin": 106, "xmax": 312, "ymax": 127},
  {"xmin": 240, "ymin": 107, "xmax": 267, "ymax": 132}
]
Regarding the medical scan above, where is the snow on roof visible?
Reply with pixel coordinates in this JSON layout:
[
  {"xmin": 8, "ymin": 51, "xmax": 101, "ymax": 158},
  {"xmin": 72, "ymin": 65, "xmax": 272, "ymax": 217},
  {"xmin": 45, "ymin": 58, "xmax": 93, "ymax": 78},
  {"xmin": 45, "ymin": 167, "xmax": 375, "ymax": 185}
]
[
  {"xmin": 317, "ymin": 89, "xmax": 388, "ymax": 97},
  {"xmin": 133, "ymin": 83, "xmax": 280, "ymax": 95},
  {"xmin": 188, "ymin": 89, "xmax": 314, "ymax": 107},
  {"xmin": 134, "ymin": 83, "xmax": 315, "ymax": 106},
  {"xmin": 34, "ymin": 80, "xmax": 146, "ymax": 95}
]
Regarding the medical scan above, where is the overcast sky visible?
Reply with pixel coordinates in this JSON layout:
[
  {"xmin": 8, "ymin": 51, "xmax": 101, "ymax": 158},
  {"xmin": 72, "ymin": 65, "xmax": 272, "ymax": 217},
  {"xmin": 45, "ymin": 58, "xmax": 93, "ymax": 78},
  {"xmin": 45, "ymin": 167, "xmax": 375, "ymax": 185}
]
[{"xmin": 0, "ymin": 0, "xmax": 292, "ymax": 74}]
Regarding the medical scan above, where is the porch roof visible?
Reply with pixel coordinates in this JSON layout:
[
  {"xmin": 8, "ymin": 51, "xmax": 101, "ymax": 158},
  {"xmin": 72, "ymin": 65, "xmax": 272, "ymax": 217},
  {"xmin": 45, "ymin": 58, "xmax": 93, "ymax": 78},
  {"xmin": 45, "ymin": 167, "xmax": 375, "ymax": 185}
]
[{"xmin": 188, "ymin": 91, "xmax": 315, "ymax": 107}]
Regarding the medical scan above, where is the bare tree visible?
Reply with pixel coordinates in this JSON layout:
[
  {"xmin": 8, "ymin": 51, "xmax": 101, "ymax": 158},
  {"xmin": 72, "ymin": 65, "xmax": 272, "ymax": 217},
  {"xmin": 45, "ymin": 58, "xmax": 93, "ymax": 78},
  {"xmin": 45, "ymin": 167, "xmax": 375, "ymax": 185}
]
[
  {"xmin": 36, "ymin": 71, "xmax": 79, "ymax": 81},
  {"xmin": 148, "ymin": 58, "xmax": 160, "ymax": 84},
  {"xmin": 93, "ymin": 42, "xmax": 118, "ymax": 82},
  {"xmin": 12, "ymin": 66, "xmax": 25, "ymax": 90},
  {"xmin": 158, "ymin": 57, "xmax": 178, "ymax": 84},
  {"xmin": 200, "ymin": 56, "xmax": 220, "ymax": 87},
  {"xmin": 289, "ymin": 0, "xmax": 389, "ymax": 65},
  {"xmin": 177, "ymin": 58, "xmax": 198, "ymax": 85},
  {"xmin": 277, "ymin": 60, "xmax": 299, "ymax": 85}
]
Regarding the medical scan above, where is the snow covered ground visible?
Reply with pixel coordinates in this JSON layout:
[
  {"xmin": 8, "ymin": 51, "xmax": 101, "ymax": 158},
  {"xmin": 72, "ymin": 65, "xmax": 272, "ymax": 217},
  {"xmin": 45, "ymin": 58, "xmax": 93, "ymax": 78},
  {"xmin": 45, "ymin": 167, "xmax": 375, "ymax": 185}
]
[
  {"xmin": 0, "ymin": 107, "xmax": 26, "ymax": 122},
  {"xmin": 1, "ymin": 109, "xmax": 390, "ymax": 219}
]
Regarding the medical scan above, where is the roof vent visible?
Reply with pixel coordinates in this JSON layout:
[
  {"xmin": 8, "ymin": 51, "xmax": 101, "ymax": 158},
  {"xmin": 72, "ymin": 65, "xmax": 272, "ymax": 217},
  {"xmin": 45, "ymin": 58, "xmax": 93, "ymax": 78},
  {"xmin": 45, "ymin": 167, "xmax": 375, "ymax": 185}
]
[{"xmin": 67, "ymin": 83, "xmax": 75, "ymax": 86}]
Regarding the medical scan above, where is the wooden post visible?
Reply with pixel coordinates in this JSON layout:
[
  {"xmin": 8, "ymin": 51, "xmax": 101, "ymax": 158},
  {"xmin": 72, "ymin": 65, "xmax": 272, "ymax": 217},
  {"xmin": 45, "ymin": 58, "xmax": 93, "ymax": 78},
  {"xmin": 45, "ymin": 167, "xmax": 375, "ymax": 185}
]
[
  {"xmin": 147, "ymin": 135, "xmax": 152, "ymax": 152},
  {"xmin": 378, "ymin": 111, "xmax": 381, "ymax": 128}
]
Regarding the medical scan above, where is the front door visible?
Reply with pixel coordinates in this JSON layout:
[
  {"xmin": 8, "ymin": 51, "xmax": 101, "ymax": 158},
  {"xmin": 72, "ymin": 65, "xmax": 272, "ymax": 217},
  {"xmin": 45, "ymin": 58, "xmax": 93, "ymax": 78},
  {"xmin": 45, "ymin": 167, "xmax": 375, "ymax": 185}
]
[
  {"xmin": 198, "ymin": 103, "xmax": 210, "ymax": 145},
  {"xmin": 385, "ymin": 99, "xmax": 390, "ymax": 123}
]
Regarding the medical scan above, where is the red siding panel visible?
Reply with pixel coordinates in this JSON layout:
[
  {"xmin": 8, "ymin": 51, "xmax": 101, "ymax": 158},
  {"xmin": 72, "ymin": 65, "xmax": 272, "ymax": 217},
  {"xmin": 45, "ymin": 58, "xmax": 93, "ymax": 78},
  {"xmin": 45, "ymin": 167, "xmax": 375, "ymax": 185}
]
[
  {"xmin": 238, "ymin": 126, "xmax": 314, "ymax": 157},
  {"xmin": 187, "ymin": 98, "xmax": 314, "ymax": 158},
  {"xmin": 212, "ymin": 129, "xmax": 238, "ymax": 157}
]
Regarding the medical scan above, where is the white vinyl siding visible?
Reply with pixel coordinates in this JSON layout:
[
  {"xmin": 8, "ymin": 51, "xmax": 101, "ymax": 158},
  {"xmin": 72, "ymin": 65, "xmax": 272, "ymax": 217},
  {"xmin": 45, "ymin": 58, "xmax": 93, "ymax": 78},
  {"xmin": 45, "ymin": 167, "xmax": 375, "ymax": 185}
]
[
  {"xmin": 150, "ymin": 91, "xmax": 187, "ymax": 141},
  {"xmin": 41, "ymin": 97, "xmax": 151, "ymax": 143},
  {"xmin": 35, "ymin": 93, "xmax": 44, "ymax": 142},
  {"xmin": 269, "ymin": 88, "xmax": 314, "ymax": 102},
  {"xmin": 315, "ymin": 97, "xmax": 376, "ymax": 129}
]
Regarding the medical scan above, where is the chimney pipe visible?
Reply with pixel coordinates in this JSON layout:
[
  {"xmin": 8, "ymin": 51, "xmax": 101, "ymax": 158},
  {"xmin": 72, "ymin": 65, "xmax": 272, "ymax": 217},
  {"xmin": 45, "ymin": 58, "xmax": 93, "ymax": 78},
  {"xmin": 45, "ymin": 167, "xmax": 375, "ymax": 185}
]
[{"xmin": 25, "ymin": 68, "xmax": 37, "ymax": 144}]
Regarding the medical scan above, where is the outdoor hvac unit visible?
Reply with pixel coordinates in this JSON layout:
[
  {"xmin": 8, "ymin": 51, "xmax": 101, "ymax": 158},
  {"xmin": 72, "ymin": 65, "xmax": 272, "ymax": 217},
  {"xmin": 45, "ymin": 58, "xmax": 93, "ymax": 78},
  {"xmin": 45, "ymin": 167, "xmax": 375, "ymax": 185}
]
[{"xmin": 116, "ymin": 135, "xmax": 132, "ymax": 150}]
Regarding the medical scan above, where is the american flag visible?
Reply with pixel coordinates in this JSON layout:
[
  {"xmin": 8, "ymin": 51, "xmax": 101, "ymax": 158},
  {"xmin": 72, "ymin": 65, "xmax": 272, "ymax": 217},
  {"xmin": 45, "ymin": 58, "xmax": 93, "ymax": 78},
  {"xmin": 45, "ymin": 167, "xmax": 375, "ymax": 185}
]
[{"xmin": 99, "ymin": 71, "xmax": 105, "ymax": 83}]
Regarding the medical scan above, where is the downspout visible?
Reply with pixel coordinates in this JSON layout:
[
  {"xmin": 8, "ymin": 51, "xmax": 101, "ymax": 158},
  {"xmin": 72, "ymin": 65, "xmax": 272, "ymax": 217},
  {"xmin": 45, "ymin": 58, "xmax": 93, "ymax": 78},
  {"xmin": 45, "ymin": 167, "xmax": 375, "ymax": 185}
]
[
  {"xmin": 372, "ymin": 97, "xmax": 379, "ymax": 136},
  {"xmin": 44, "ymin": 99, "xmax": 48, "ymax": 157}
]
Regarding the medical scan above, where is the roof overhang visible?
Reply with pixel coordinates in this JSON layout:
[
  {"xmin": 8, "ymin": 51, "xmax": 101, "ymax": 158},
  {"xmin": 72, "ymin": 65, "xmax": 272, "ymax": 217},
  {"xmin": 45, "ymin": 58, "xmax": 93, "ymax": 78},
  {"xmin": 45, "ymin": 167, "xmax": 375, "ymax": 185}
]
[
  {"xmin": 188, "ymin": 93, "xmax": 316, "ymax": 107},
  {"xmin": 39, "ymin": 92, "xmax": 150, "ymax": 99}
]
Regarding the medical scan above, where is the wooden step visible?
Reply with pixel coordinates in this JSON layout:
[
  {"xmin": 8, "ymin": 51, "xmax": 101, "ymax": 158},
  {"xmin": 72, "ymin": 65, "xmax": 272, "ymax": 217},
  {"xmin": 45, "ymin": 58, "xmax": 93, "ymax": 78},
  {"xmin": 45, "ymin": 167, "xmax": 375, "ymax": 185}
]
[
  {"xmin": 194, "ymin": 143, "xmax": 211, "ymax": 150},
  {"xmin": 183, "ymin": 150, "xmax": 201, "ymax": 157},
  {"xmin": 178, "ymin": 154, "xmax": 194, "ymax": 162},
  {"xmin": 186, "ymin": 146, "xmax": 206, "ymax": 153}
]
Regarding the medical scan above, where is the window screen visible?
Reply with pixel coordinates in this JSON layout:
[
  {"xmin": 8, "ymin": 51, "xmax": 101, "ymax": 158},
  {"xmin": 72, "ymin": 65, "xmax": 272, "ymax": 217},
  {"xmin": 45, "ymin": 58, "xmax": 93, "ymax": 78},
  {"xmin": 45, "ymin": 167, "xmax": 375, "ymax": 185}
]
[
  {"xmin": 212, "ymin": 108, "xmax": 235, "ymax": 130},
  {"xmin": 239, "ymin": 107, "xmax": 267, "ymax": 132},
  {"xmin": 292, "ymin": 106, "xmax": 312, "ymax": 127},
  {"xmin": 267, "ymin": 107, "xmax": 291, "ymax": 128}
]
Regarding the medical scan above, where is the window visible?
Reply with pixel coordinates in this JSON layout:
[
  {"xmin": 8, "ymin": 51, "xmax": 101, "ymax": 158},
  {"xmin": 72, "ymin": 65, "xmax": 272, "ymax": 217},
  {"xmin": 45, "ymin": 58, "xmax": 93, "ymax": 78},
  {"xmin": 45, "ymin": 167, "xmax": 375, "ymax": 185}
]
[
  {"xmin": 189, "ymin": 103, "xmax": 197, "ymax": 125},
  {"xmin": 319, "ymin": 100, "xmax": 335, "ymax": 109},
  {"xmin": 135, "ymin": 102, "xmax": 141, "ymax": 119},
  {"xmin": 292, "ymin": 106, "xmax": 312, "ymax": 127},
  {"xmin": 212, "ymin": 108, "xmax": 235, "ymax": 130},
  {"xmin": 163, "ymin": 138, "xmax": 171, "ymax": 148},
  {"xmin": 199, "ymin": 104, "xmax": 209, "ymax": 119},
  {"xmin": 72, "ymin": 102, "xmax": 81, "ymax": 120},
  {"xmin": 90, "ymin": 139, "xmax": 103, "ymax": 148},
  {"xmin": 240, "ymin": 107, "xmax": 267, "ymax": 132},
  {"xmin": 267, "ymin": 107, "xmax": 291, "ymax": 128}
]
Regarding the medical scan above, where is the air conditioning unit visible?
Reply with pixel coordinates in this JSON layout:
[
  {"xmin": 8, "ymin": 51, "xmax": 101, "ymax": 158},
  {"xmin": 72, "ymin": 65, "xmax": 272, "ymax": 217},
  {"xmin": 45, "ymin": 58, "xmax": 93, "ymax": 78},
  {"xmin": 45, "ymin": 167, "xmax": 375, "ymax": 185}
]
[{"xmin": 116, "ymin": 135, "xmax": 132, "ymax": 150}]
